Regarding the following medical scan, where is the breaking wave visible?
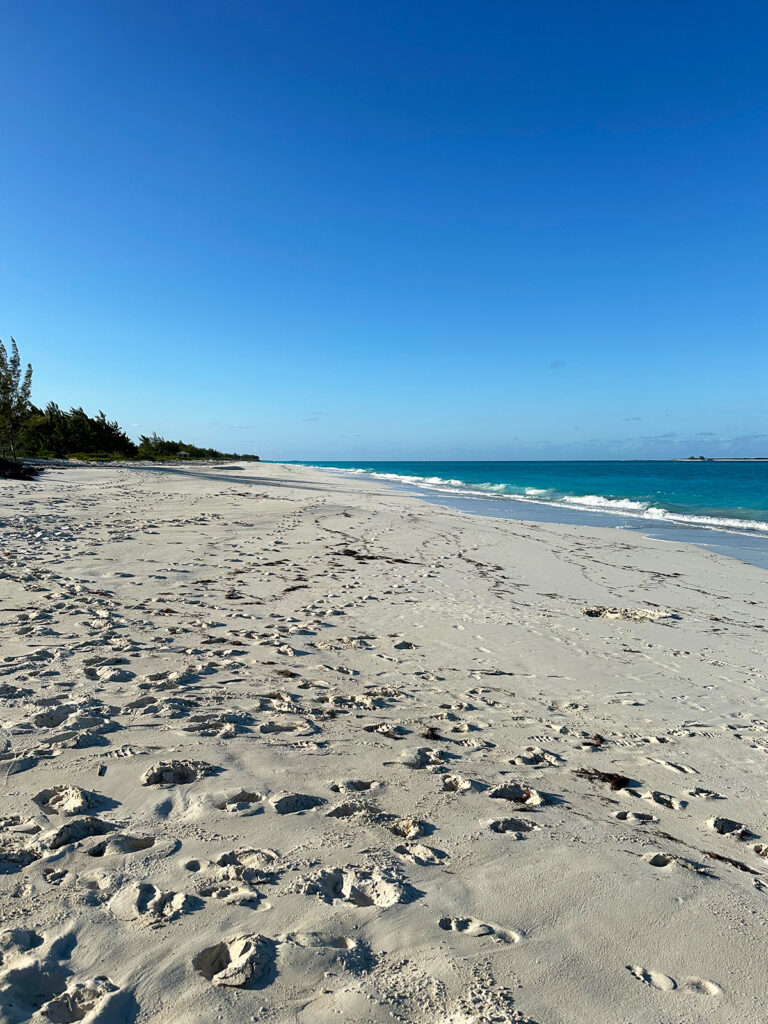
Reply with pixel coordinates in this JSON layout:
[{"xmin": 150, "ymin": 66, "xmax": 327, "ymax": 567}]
[{"xmin": 304, "ymin": 465, "xmax": 768, "ymax": 536}]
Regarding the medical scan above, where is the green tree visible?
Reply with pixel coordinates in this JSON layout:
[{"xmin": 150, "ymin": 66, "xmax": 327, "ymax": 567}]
[{"xmin": 0, "ymin": 338, "xmax": 33, "ymax": 460}]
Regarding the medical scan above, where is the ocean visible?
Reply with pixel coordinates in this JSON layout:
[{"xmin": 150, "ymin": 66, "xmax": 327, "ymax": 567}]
[{"xmin": 289, "ymin": 460, "xmax": 768, "ymax": 570}]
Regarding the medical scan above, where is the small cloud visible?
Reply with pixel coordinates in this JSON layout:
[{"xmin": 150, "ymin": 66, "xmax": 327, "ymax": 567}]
[
  {"xmin": 623, "ymin": 417, "xmax": 642, "ymax": 422},
  {"xmin": 232, "ymin": 424, "xmax": 254, "ymax": 430},
  {"xmin": 547, "ymin": 359, "xmax": 566, "ymax": 370}
]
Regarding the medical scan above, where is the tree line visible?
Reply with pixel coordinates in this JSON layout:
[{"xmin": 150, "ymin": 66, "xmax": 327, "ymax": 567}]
[{"xmin": 1, "ymin": 339, "xmax": 259, "ymax": 469}]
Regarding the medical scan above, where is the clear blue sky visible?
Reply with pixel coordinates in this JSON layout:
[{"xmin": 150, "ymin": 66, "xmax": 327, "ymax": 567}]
[{"xmin": 1, "ymin": 1, "xmax": 766, "ymax": 459}]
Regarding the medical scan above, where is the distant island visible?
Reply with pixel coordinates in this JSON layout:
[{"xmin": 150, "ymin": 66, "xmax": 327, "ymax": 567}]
[{"xmin": 680, "ymin": 456, "xmax": 768, "ymax": 462}]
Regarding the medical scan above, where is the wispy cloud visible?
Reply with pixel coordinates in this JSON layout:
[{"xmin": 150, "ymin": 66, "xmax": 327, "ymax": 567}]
[{"xmin": 547, "ymin": 359, "xmax": 566, "ymax": 370}]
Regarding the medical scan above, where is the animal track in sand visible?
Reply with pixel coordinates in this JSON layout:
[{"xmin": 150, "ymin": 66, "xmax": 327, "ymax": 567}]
[
  {"xmin": 193, "ymin": 935, "xmax": 277, "ymax": 989},
  {"xmin": 141, "ymin": 759, "xmax": 220, "ymax": 786},
  {"xmin": 269, "ymin": 792, "xmax": 325, "ymax": 814},
  {"xmin": 438, "ymin": 918, "xmax": 519, "ymax": 943}
]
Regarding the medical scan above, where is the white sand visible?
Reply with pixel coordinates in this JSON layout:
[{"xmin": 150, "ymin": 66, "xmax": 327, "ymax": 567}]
[{"xmin": 0, "ymin": 460, "xmax": 766, "ymax": 1023}]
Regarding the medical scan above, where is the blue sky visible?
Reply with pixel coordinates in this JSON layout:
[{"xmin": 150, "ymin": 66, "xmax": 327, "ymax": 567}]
[{"xmin": 1, "ymin": 1, "xmax": 766, "ymax": 459}]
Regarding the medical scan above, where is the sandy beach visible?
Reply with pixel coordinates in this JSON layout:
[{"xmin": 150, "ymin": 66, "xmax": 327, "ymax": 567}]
[{"xmin": 1, "ymin": 459, "xmax": 766, "ymax": 1024}]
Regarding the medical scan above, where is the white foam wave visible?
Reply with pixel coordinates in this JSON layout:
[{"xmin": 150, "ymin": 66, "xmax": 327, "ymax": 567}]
[
  {"xmin": 561, "ymin": 494, "xmax": 650, "ymax": 512},
  {"xmin": 302, "ymin": 465, "xmax": 768, "ymax": 536}
]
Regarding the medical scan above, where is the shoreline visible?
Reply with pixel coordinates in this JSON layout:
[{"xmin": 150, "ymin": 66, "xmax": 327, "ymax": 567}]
[
  {"xmin": 296, "ymin": 462, "xmax": 768, "ymax": 571},
  {"xmin": 1, "ymin": 460, "xmax": 766, "ymax": 1023}
]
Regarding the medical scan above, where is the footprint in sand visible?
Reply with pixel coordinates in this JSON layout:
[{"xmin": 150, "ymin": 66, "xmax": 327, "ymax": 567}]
[
  {"xmin": 214, "ymin": 790, "xmax": 263, "ymax": 813},
  {"xmin": 511, "ymin": 746, "xmax": 564, "ymax": 768},
  {"xmin": 187, "ymin": 848, "xmax": 280, "ymax": 906},
  {"xmin": 33, "ymin": 786, "xmax": 104, "ymax": 817},
  {"xmin": 628, "ymin": 966, "xmax": 720, "ymax": 996},
  {"xmin": 488, "ymin": 783, "xmax": 547, "ymax": 807},
  {"xmin": 707, "ymin": 817, "xmax": 758, "ymax": 841},
  {"xmin": 85, "ymin": 833, "xmax": 158, "ymax": 858},
  {"xmin": 386, "ymin": 816, "xmax": 431, "ymax": 840},
  {"xmin": 488, "ymin": 817, "xmax": 540, "ymax": 837},
  {"xmin": 326, "ymin": 801, "xmax": 368, "ymax": 819},
  {"xmin": 681, "ymin": 978, "xmax": 722, "ymax": 995},
  {"xmin": 193, "ymin": 934, "xmax": 277, "ymax": 988},
  {"xmin": 0, "ymin": 928, "xmax": 43, "ymax": 967},
  {"xmin": 109, "ymin": 882, "xmax": 200, "ymax": 925},
  {"xmin": 627, "ymin": 965, "xmax": 676, "ymax": 991},
  {"xmin": 442, "ymin": 774, "xmax": 481, "ymax": 794},
  {"xmin": 32, "ymin": 817, "xmax": 114, "ymax": 853},
  {"xmin": 394, "ymin": 843, "xmax": 448, "ymax": 866},
  {"xmin": 438, "ymin": 917, "xmax": 519, "ymax": 944},
  {"xmin": 330, "ymin": 779, "xmax": 379, "ymax": 794},
  {"xmin": 141, "ymin": 759, "xmax": 220, "ymax": 786},
  {"xmin": 269, "ymin": 792, "xmax": 325, "ymax": 814},
  {"xmin": 643, "ymin": 852, "xmax": 713, "ymax": 876},
  {"xmin": 638, "ymin": 790, "xmax": 687, "ymax": 811},
  {"xmin": 0, "ymin": 963, "xmax": 119, "ymax": 1023},
  {"xmin": 400, "ymin": 747, "xmax": 447, "ymax": 769},
  {"xmin": 279, "ymin": 932, "xmax": 374, "ymax": 974},
  {"xmin": 302, "ymin": 865, "xmax": 406, "ymax": 907},
  {"xmin": 614, "ymin": 810, "xmax": 658, "ymax": 823}
]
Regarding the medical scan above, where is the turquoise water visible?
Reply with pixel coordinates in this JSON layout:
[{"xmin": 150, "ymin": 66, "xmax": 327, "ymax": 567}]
[{"xmin": 293, "ymin": 460, "xmax": 768, "ymax": 533}]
